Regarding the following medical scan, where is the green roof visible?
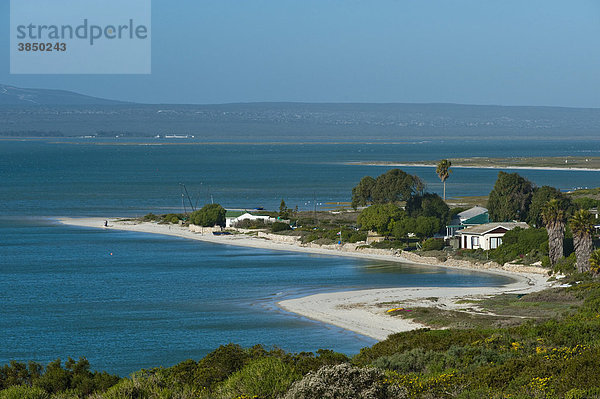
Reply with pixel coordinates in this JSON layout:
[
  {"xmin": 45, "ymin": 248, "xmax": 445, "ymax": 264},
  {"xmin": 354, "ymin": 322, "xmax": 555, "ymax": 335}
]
[
  {"xmin": 463, "ymin": 212, "xmax": 489, "ymax": 225},
  {"xmin": 225, "ymin": 210, "xmax": 246, "ymax": 218}
]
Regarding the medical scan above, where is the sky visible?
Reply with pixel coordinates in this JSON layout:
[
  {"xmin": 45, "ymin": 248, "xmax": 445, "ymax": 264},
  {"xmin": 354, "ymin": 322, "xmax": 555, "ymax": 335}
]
[{"xmin": 2, "ymin": 0, "xmax": 600, "ymax": 107}]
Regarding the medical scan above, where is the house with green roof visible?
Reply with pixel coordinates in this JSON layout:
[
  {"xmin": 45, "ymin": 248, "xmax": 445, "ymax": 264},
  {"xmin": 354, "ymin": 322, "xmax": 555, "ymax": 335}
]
[{"xmin": 445, "ymin": 206, "xmax": 489, "ymax": 238}]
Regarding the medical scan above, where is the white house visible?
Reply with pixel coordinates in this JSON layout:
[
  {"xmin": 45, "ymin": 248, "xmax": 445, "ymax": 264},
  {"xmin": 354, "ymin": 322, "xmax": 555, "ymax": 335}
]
[
  {"xmin": 225, "ymin": 212, "xmax": 277, "ymax": 228},
  {"xmin": 457, "ymin": 222, "xmax": 528, "ymax": 250}
]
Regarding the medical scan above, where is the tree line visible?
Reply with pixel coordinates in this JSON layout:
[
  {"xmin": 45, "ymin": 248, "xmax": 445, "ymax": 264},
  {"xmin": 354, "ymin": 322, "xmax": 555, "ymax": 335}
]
[{"xmin": 352, "ymin": 166, "xmax": 599, "ymax": 273}]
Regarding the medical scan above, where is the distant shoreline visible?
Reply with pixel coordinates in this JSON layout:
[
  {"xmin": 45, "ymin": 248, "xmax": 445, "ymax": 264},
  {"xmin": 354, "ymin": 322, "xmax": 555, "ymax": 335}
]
[
  {"xmin": 57, "ymin": 217, "xmax": 553, "ymax": 341},
  {"xmin": 346, "ymin": 161, "xmax": 600, "ymax": 172}
]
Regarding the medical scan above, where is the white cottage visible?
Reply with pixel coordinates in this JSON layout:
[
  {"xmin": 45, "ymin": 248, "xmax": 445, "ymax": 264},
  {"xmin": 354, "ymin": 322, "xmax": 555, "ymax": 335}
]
[
  {"xmin": 226, "ymin": 212, "xmax": 277, "ymax": 228},
  {"xmin": 457, "ymin": 222, "xmax": 529, "ymax": 250}
]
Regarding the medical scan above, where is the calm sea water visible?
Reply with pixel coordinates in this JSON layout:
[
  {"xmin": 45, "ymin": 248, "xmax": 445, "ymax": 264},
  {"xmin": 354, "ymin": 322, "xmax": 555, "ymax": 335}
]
[{"xmin": 1, "ymin": 138, "xmax": 599, "ymax": 375}]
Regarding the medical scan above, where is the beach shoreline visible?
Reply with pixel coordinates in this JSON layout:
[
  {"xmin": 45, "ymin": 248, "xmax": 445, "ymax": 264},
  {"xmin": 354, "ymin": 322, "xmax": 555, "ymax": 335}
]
[{"xmin": 57, "ymin": 217, "xmax": 554, "ymax": 341}]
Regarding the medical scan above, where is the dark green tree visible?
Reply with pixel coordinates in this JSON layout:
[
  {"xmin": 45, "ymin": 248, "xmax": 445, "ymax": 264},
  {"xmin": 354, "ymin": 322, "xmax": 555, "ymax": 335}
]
[
  {"xmin": 414, "ymin": 216, "xmax": 442, "ymax": 239},
  {"xmin": 527, "ymin": 186, "xmax": 571, "ymax": 227},
  {"xmin": 390, "ymin": 217, "xmax": 416, "ymax": 240},
  {"xmin": 357, "ymin": 204, "xmax": 404, "ymax": 236},
  {"xmin": 190, "ymin": 204, "xmax": 226, "ymax": 227},
  {"xmin": 487, "ymin": 171, "xmax": 534, "ymax": 222},
  {"xmin": 405, "ymin": 193, "xmax": 450, "ymax": 225},
  {"xmin": 573, "ymin": 197, "xmax": 600, "ymax": 210},
  {"xmin": 390, "ymin": 216, "xmax": 440, "ymax": 240},
  {"xmin": 279, "ymin": 199, "xmax": 290, "ymax": 219},
  {"xmin": 371, "ymin": 169, "xmax": 424, "ymax": 204},
  {"xmin": 351, "ymin": 176, "xmax": 376, "ymax": 208},
  {"xmin": 351, "ymin": 169, "xmax": 424, "ymax": 208}
]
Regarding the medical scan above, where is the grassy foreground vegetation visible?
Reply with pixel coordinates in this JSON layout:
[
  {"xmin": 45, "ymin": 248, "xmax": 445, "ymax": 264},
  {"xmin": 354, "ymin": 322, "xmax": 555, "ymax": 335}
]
[{"xmin": 4, "ymin": 278, "xmax": 600, "ymax": 398}]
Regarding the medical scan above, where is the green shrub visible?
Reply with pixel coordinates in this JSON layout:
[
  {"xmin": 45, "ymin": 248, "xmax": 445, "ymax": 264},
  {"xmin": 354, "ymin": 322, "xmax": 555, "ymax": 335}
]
[
  {"xmin": 554, "ymin": 253, "xmax": 577, "ymax": 274},
  {"xmin": 219, "ymin": 357, "xmax": 300, "ymax": 399},
  {"xmin": 0, "ymin": 386, "xmax": 48, "ymax": 399},
  {"xmin": 301, "ymin": 232, "xmax": 320, "ymax": 244},
  {"xmin": 489, "ymin": 227, "xmax": 548, "ymax": 265},
  {"xmin": 354, "ymin": 328, "xmax": 499, "ymax": 366},
  {"xmin": 453, "ymin": 248, "xmax": 489, "ymax": 262},
  {"xmin": 346, "ymin": 231, "xmax": 367, "ymax": 243},
  {"xmin": 421, "ymin": 238, "xmax": 444, "ymax": 251},
  {"xmin": 141, "ymin": 213, "xmax": 159, "ymax": 222},
  {"xmin": 163, "ymin": 213, "xmax": 181, "ymax": 224},
  {"xmin": 190, "ymin": 204, "xmax": 226, "ymax": 227},
  {"xmin": 191, "ymin": 343, "xmax": 249, "ymax": 390},
  {"xmin": 369, "ymin": 240, "xmax": 405, "ymax": 249},
  {"xmin": 372, "ymin": 347, "xmax": 440, "ymax": 373},
  {"xmin": 565, "ymin": 387, "xmax": 600, "ymax": 399},
  {"xmin": 100, "ymin": 373, "xmax": 202, "ymax": 399},
  {"xmin": 573, "ymin": 197, "xmax": 600, "ymax": 210},
  {"xmin": 235, "ymin": 219, "xmax": 267, "ymax": 229},
  {"xmin": 271, "ymin": 222, "xmax": 292, "ymax": 232},
  {"xmin": 283, "ymin": 364, "xmax": 407, "ymax": 399},
  {"xmin": 47, "ymin": 390, "xmax": 81, "ymax": 399},
  {"xmin": 284, "ymin": 349, "xmax": 349, "ymax": 376}
]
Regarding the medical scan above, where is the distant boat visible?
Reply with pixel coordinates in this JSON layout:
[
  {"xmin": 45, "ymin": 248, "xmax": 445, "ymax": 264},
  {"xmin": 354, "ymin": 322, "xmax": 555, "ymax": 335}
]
[{"xmin": 212, "ymin": 231, "xmax": 232, "ymax": 236}]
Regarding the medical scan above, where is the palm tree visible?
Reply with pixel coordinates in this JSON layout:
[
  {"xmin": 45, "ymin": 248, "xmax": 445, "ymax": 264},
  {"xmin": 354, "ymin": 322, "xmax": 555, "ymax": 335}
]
[
  {"xmin": 570, "ymin": 209, "xmax": 596, "ymax": 273},
  {"xmin": 590, "ymin": 249, "xmax": 600, "ymax": 274},
  {"xmin": 436, "ymin": 159, "xmax": 452, "ymax": 201},
  {"xmin": 541, "ymin": 199, "xmax": 566, "ymax": 267}
]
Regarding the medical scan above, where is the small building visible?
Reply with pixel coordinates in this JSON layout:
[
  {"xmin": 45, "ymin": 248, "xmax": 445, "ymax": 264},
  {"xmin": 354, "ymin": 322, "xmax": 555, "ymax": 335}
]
[
  {"xmin": 225, "ymin": 210, "xmax": 246, "ymax": 228},
  {"xmin": 225, "ymin": 211, "xmax": 277, "ymax": 228},
  {"xmin": 457, "ymin": 222, "xmax": 528, "ymax": 250},
  {"xmin": 445, "ymin": 206, "xmax": 489, "ymax": 238},
  {"xmin": 366, "ymin": 230, "xmax": 385, "ymax": 245}
]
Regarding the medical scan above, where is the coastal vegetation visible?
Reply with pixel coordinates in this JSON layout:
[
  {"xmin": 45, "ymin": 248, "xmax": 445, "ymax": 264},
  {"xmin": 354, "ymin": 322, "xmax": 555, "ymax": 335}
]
[
  {"xmin": 4, "ymin": 278, "xmax": 600, "ymax": 398},
  {"xmin": 351, "ymin": 169, "xmax": 424, "ymax": 208},
  {"xmin": 137, "ymin": 168, "xmax": 599, "ymax": 271},
  {"xmin": 487, "ymin": 171, "xmax": 535, "ymax": 222},
  {"xmin": 134, "ymin": 168, "xmax": 600, "ymax": 275},
  {"xmin": 190, "ymin": 204, "xmax": 227, "ymax": 227}
]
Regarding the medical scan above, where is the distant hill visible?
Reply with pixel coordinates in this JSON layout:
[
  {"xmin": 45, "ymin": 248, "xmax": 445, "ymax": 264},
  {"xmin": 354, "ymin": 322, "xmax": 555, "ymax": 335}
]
[
  {"xmin": 1, "ymin": 84, "xmax": 600, "ymax": 140},
  {"xmin": 0, "ymin": 84, "xmax": 131, "ymax": 105}
]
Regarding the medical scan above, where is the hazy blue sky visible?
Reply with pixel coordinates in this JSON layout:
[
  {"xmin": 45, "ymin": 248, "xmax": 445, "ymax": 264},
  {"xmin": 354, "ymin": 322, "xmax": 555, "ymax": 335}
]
[{"xmin": 2, "ymin": 0, "xmax": 600, "ymax": 106}]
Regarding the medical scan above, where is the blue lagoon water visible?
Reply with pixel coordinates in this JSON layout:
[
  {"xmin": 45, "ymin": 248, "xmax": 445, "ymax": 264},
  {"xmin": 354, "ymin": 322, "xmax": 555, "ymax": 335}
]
[{"xmin": 1, "ymin": 138, "xmax": 599, "ymax": 375}]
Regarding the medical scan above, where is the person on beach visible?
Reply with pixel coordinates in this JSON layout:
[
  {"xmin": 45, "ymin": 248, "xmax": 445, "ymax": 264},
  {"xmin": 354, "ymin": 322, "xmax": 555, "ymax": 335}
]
[{"xmin": 104, "ymin": 220, "xmax": 108, "ymax": 227}]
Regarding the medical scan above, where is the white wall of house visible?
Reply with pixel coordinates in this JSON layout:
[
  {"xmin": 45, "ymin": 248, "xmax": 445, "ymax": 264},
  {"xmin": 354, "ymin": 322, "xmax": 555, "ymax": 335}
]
[
  {"xmin": 226, "ymin": 213, "xmax": 276, "ymax": 227},
  {"xmin": 460, "ymin": 232, "xmax": 505, "ymax": 250}
]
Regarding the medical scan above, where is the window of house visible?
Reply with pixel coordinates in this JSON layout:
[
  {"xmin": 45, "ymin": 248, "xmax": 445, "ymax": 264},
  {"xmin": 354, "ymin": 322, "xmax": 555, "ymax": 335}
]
[
  {"xmin": 490, "ymin": 237, "xmax": 502, "ymax": 249},
  {"xmin": 471, "ymin": 236, "xmax": 479, "ymax": 248}
]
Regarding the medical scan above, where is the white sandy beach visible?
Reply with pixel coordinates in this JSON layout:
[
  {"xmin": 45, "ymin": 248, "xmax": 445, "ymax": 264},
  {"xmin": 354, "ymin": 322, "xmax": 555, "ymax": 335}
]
[{"xmin": 57, "ymin": 217, "xmax": 554, "ymax": 341}]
